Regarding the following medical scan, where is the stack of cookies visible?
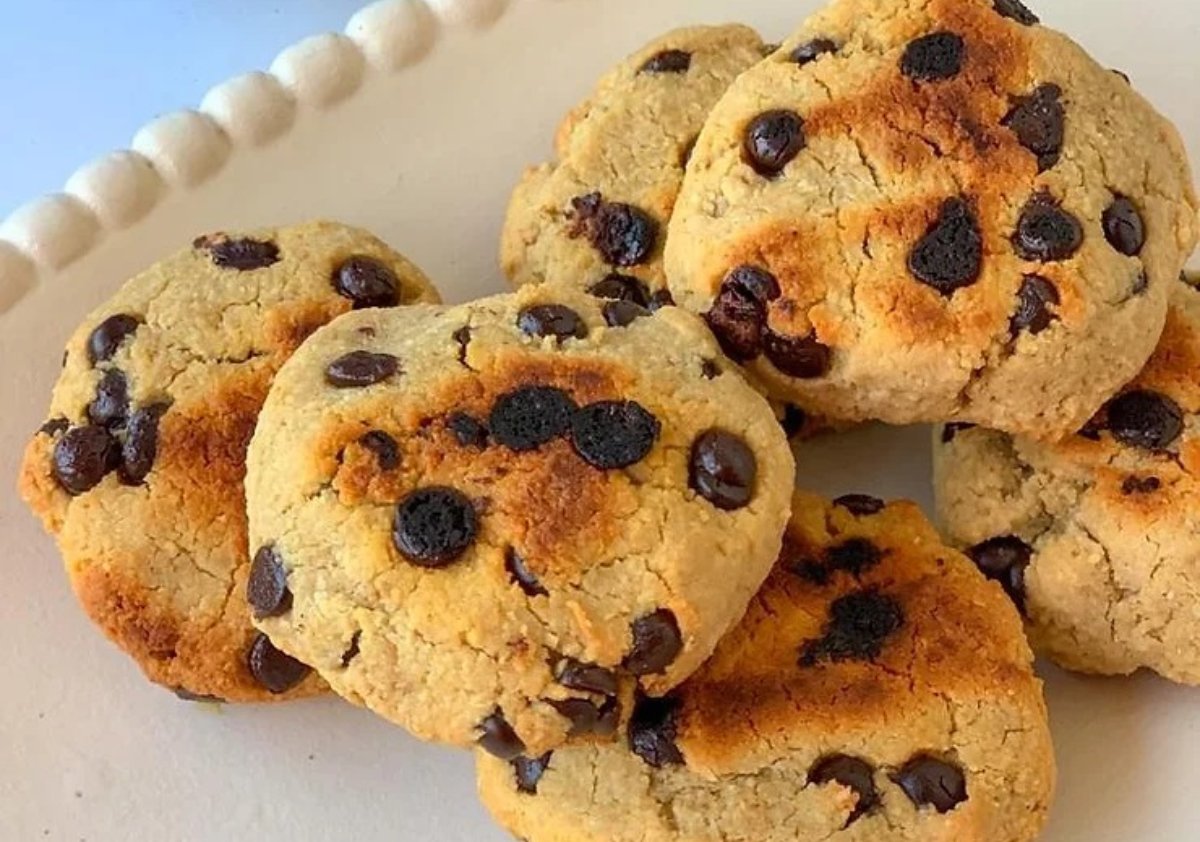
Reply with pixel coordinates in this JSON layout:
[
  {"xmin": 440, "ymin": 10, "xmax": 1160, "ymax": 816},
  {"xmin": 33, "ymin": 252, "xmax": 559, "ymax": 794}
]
[{"xmin": 17, "ymin": 0, "xmax": 1198, "ymax": 839}]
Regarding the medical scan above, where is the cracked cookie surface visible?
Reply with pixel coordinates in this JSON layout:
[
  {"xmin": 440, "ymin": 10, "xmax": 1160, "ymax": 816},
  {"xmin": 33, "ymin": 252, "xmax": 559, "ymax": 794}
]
[
  {"xmin": 665, "ymin": 0, "xmax": 1197, "ymax": 440},
  {"xmin": 18, "ymin": 220, "xmax": 440, "ymax": 702},
  {"xmin": 244, "ymin": 284, "xmax": 794, "ymax": 755},
  {"xmin": 935, "ymin": 274, "xmax": 1200, "ymax": 683},
  {"xmin": 477, "ymin": 491, "xmax": 1054, "ymax": 842},
  {"xmin": 501, "ymin": 24, "xmax": 765, "ymax": 295}
]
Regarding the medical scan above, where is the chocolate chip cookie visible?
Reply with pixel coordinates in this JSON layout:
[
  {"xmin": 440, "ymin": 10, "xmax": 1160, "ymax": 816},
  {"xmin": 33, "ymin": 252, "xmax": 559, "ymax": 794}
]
[
  {"xmin": 477, "ymin": 491, "xmax": 1054, "ymax": 842},
  {"xmin": 18, "ymin": 220, "xmax": 440, "ymax": 702},
  {"xmin": 501, "ymin": 24, "xmax": 766, "ymax": 297},
  {"xmin": 935, "ymin": 273, "xmax": 1200, "ymax": 683},
  {"xmin": 243, "ymin": 284, "xmax": 794, "ymax": 756},
  {"xmin": 666, "ymin": 0, "xmax": 1197, "ymax": 440}
]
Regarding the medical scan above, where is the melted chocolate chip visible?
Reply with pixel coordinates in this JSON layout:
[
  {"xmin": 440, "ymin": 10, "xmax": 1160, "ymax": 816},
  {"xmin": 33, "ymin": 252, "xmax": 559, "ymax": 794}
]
[
  {"xmin": 763, "ymin": 330, "xmax": 832, "ymax": 378},
  {"xmin": 513, "ymin": 752, "xmax": 553, "ymax": 794},
  {"xmin": 1106, "ymin": 390, "xmax": 1183, "ymax": 451},
  {"xmin": 88, "ymin": 369, "xmax": 130, "ymax": 428},
  {"xmin": 602, "ymin": 300, "xmax": 651, "ymax": 327},
  {"xmin": 489, "ymin": 386, "xmax": 576, "ymax": 452},
  {"xmin": 705, "ymin": 287, "xmax": 766, "ymax": 361},
  {"xmin": 800, "ymin": 589, "xmax": 903, "ymax": 666},
  {"xmin": 893, "ymin": 755, "xmax": 968, "ymax": 813},
  {"xmin": 87, "ymin": 314, "xmax": 140, "ymax": 364},
  {"xmin": 204, "ymin": 237, "xmax": 280, "ymax": 271},
  {"xmin": 506, "ymin": 548, "xmax": 547, "ymax": 597},
  {"xmin": 554, "ymin": 657, "xmax": 619, "ymax": 696},
  {"xmin": 341, "ymin": 631, "xmax": 362, "ymax": 667},
  {"xmin": 333, "ymin": 255, "xmax": 401, "ymax": 309},
  {"xmin": 548, "ymin": 699, "xmax": 619, "ymax": 737},
  {"xmin": 448, "ymin": 413, "xmax": 489, "ymax": 449},
  {"xmin": 1002, "ymin": 84, "xmax": 1064, "ymax": 172},
  {"xmin": 941, "ymin": 422, "xmax": 976, "ymax": 443},
  {"xmin": 833, "ymin": 495, "xmax": 885, "ymax": 516},
  {"xmin": 993, "ymin": 0, "xmax": 1040, "ymax": 25},
  {"xmin": 393, "ymin": 487, "xmax": 479, "ymax": 568},
  {"xmin": 477, "ymin": 710, "xmax": 526, "ymax": 760},
  {"xmin": 900, "ymin": 32, "xmax": 966, "ymax": 82},
  {"xmin": 39, "ymin": 417, "xmax": 69, "ymax": 438},
  {"xmin": 570, "ymin": 401, "xmax": 660, "ymax": 470},
  {"xmin": 690, "ymin": 429, "xmax": 758, "ymax": 511},
  {"xmin": 966, "ymin": 536, "xmax": 1031, "ymax": 611},
  {"xmin": 52, "ymin": 425, "xmax": 120, "ymax": 495},
  {"xmin": 908, "ymin": 198, "xmax": 983, "ymax": 295},
  {"xmin": 325, "ymin": 351, "xmax": 400, "ymax": 388},
  {"xmin": 640, "ymin": 49, "xmax": 691, "ymax": 74},
  {"xmin": 809, "ymin": 755, "xmax": 880, "ymax": 825},
  {"xmin": 1122, "ymin": 475, "xmax": 1162, "ymax": 495},
  {"xmin": 360, "ymin": 430, "xmax": 401, "ymax": 470},
  {"xmin": 1103, "ymin": 195, "xmax": 1146, "ymax": 256},
  {"xmin": 119, "ymin": 403, "xmax": 169, "ymax": 485},
  {"xmin": 246, "ymin": 632, "xmax": 311, "ymax": 694},
  {"xmin": 624, "ymin": 609, "xmax": 683, "ymax": 676},
  {"xmin": 518, "ymin": 304, "xmax": 589, "ymax": 342},
  {"xmin": 826, "ymin": 538, "xmax": 884, "ymax": 576},
  {"xmin": 588, "ymin": 274, "xmax": 651, "ymax": 306},
  {"xmin": 1010, "ymin": 275, "xmax": 1060, "ymax": 336},
  {"xmin": 791, "ymin": 38, "xmax": 837, "ymax": 66},
  {"xmin": 571, "ymin": 194, "xmax": 659, "ymax": 267},
  {"xmin": 743, "ymin": 110, "xmax": 806, "ymax": 177},
  {"xmin": 247, "ymin": 545, "xmax": 292, "ymax": 619},
  {"xmin": 1013, "ymin": 193, "xmax": 1083, "ymax": 262},
  {"xmin": 628, "ymin": 694, "xmax": 684, "ymax": 768}
]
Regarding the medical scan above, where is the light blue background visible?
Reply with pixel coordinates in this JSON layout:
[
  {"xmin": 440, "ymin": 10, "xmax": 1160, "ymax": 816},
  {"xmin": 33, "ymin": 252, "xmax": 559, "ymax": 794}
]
[{"xmin": 0, "ymin": 1, "xmax": 367, "ymax": 218}]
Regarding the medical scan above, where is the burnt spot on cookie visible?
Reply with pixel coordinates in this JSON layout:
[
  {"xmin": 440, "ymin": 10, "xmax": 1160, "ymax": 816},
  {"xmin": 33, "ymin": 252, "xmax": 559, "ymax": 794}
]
[
  {"xmin": 88, "ymin": 369, "xmax": 131, "ymax": 428},
  {"xmin": 246, "ymin": 632, "xmax": 311, "ymax": 694},
  {"xmin": 833, "ymin": 495, "xmax": 886, "ymax": 517},
  {"xmin": 325, "ymin": 351, "xmax": 401, "ymax": 388},
  {"xmin": 119, "ymin": 402, "xmax": 169, "ymax": 485},
  {"xmin": 477, "ymin": 709, "xmax": 527, "ymax": 760},
  {"xmin": 489, "ymin": 386, "xmax": 577, "ymax": 452},
  {"xmin": 1010, "ymin": 275, "xmax": 1060, "ymax": 336},
  {"xmin": 518, "ymin": 304, "xmax": 589, "ymax": 343},
  {"xmin": 900, "ymin": 32, "xmax": 966, "ymax": 82},
  {"xmin": 340, "ymin": 631, "xmax": 362, "ymax": 667},
  {"xmin": 763, "ymin": 330, "xmax": 832, "ymax": 378},
  {"xmin": 1002, "ymin": 84, "xmax": 1064, "ymax": 172},
  {"xmin": 548, "ymin": 698, "xmax": 619, "ymax": 737},
  {"xmin": 447, "ymin": 413, "xmax": 489, "ymax": 449},
  {"xmin": 570, "ymin": 193, "xmax": 658, "ymax": 268},
  {"xmin": 39, "ymin": 417, "xmax": 70, "ymax": 438},
  {"xmin": 200, "ymin": 236, "xmax": 281, "ymax": 272},
  {"xmin": 743, "ymin": 110, "xmax": 806, "ymax": 178},
  {"xmin": 993, "ymin": 0, "xmax": 1040, "ymax": 25},
  {"xmin": 624, "ymin": 609, "xmax": 683, "ymax": 676},
  {"xmin": 790, "ymin": 38, "xmax": 838, "ymax": 66},
  {"xmin": 588, "ymin": 274, "xmax": 651, "ymax": 307},
  {"xmin": 966, "ymin": 536, "xmax": 1032, "ymax": 612},
  {"xmin": 800, "ymin": 588, "xmax": 904, "ymax": 666},
  {"xmin": 893, "ymin": 755, "xmax": 968, "ymax": 813},
  {"xmin": 512, "ymin": 752, "xmax": 554, "ymax": 794},
  {"xmin": 1103, "ymin": 195, "xmax": 1147, "ymax": 256},
  {"xmin": 247, "ymin": 545, "xmax": 292, "ymax": 619},
  {"xmin": 52, "ymin": 424, "xmax": 121, "ymax": 495},
  {"xmin": 1105, "ymin": 390, "xmax": 1183, "ymax": 451},
  {"xmin": 826, "ymin": 538, "xmax": 885, "ymax": 576},
  {"xmin": 1013, "ymin": 192, "xmax": 1083, "ymax": 262},
  {"xmin": 628, "ymin": 693, "xmax": 684, "ymax": 768},
  {"xmin": 453, "ymin": 326, "xmax": 472, "ymax": 367},
  {"xmin": 393, "ymin": 487, "xmax": 478, "ymax": 568},
  {"xmin": 1122, "ymin": 475, "xmax": 1162, "ymax": 495},
  {"xmin": 553, "ymin": 655, "xmax": 619, "ymax": 696},
  {"xmin": 506, "ymin": 548, "xmax": 548, "ymax": 597},
  {"xmin": 640, "ymin": 49, "xmax": 691, "ymax": 74},
  {"xmin": 570, "ymin": 401, "xmax": 660, "ymax": 470},
  {"xmin": 359, "ymin": 430, "xmax": 401, "ymax": 470},
  {"xmin": 602, "ymin": 300, "xmax": 651, "ymax": 328},
  {"xmin": 908, "ymin": 198, "xmax": 983, "ymax": 296},
  {"xmin": 690, "ymin": 429, "xmax": 757, "ymax": 511},
  {"xmin": 941, "ymin": 422, "xmax": 977, "ymax": 443},
  {"xmin": 87, "ymin": 314, "xmax": 141, "ymax": 364},
  {"xmin": 333, "ymin": 255, "xmax": 402, "ymax": 309},
  {"xmin": 809, "ymin": 755, "xmax": 880, "ymax": 825}
]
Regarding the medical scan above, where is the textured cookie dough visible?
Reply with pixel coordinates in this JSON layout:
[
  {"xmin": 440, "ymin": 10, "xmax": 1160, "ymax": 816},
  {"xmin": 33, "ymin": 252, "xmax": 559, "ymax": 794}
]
[
  {"xmin": 935, "ymin": 274, "xmax": 1200, "ymax": 684},
  {"xmin": 244, "ymin": 284, "xmax": 794, "ymax": 756},
  {"xmin": 18, "ymin": 220, "xmax": 440, "ymax": 702},
  {"xmin": 666, "ymin": 0, "xmax": 1197, "ymax": 440},
  {"xmin": 501, "ymin": 24, "xmax": 766, "ymax": 297},
  {"xmin": 478, "ymin": 491, "xmax": 1054, "ymax": 842}
]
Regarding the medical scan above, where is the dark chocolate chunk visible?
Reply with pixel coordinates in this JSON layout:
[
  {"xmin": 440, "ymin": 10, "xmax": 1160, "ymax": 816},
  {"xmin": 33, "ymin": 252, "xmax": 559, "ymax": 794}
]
[
  {"xmin": 570, "ymin": 401, "xmax": 660, "ymax": 470},
  {"xmin": 743, "ymin": 110, "xmax": 806, "ymax": 177},
  {"xmin": 763, "ymin": 330, "xmax": 832, "ymax": 378},
  {"xmin": 790, "ymin": 38, "xmax": 837, "ymax": 66},
  {"xmin": 360, "ymin": 430, "xmax": 401, "ymax": 470},
  {"xmin": 833, "ymin": 495, "xmax": 885, "ymax": 516},
  {"xmin": 203, "ymin": 237, "xmax": 281, "ymax": 271},
  {"xmin": 908, "ymin": 198, "xmax": 983, "ymax": 295},
  {"xmin": 705, "ymin": 286, "xmax": 766, "ymax": 361},
  {"xmin": 477, "ymin": 710, "xmax": 526, "ymax": 760},
  {"xmin": 624, "ymin": 609, "xmax": 683, "ymax": 676},
  {"xmin": 447, "ymin": 413, "xmax": 489, "ymax": 449},
  {"xmin": 119, "ymin": 402, "xmax": 169, "ymax": 485},
  {"xmin": 1012, "ymin": 193, "xmax": 1083, "ymax": 261},
  {"xmin": 587, "ymin": 274, "xmax": 651, "ymax": 307},
  {"xmin": 548, "ymin": 698, "xmax": 619, "ymax": 737},
  {"xmin": 1002, "ymin": 84, "xmax": 1064, "ymax": 172},
  {"xmin": 52, "ymin": 425, "xmax": 120, "ymax": 495},
  {"xmin": 489, "ymin": 386, "xmax": 576, "ymax": 452},
  {"xmin": 506, "ymin": 548, "xmax": 547, "ymax": 597},
  {"xmin": 893, "ymin": 755, "xmax": 968, "ymax": 813},
  {"xmin": 1010, "ymin": 275, "xmax": 1060, "ymax": 336},
  {"xmin": 333, "ymin": 255, "xmax": 402, "ymax": 309},
  {"xmin": 1102, "ymin": 195, "xmax": 1147, "ymax": 256},
  {"xmin": 640, "ymin": 49, "xmax": 692, "ymax": 74},
  {"xmin": 628, "ymin": 693, "xmax": 684, "ymax": 768},
  {"xmin": 513, "ymin": 752, "xmax": 554, "ymax": 794},
  {"xmin": 517, "ymin": 304, "xmax": 589, "ymax": 342},
  {"xmin": 554, "ymin": 657, "xmax": 619, "ymax": 696},
  {"xmin": 1106, "ymin": 390, "xmax": 1183, "ymax": 451},
  {"xmin": 809, "ymin": 755, "xmax": 880, "ymax": 825},
  {"xmin": 325, "ymin": 351, "xmax": 400, "ymax": 388},
  {"xmin": 392, "ymin": 487, "xmax": 479, "ymax": 568},
  {"xmin": 966, "ymin": 536, "xmax": 1032, "ymax": 611},
  {"xmin": 800, "ymin": 588, "xmax": 904, "ymax": 666},
  {"xmin": 87, "ymin": 314, "xmax": 140, "ymax": 364},
  {"xmin": 87, "ymin": 369, "xmax": 130, "ymax": 428},
  {"xmin": 724, "ymin": 266, "xmax": 781, "ymax": 304},
  {"xmin": 900, "ymin": 32, "xmax": 966, "ymax": 82},
  {"xmin": 571, "ymin": 194, "xmax": 658, "ymax": 268},
  {"xmin": 247, "ymin": 545, "xmax": 292, "ymax": 619},
  {"xmin": 246, "ymin": 632, "xmax": 311, "ymax": 694},
  {"xmin": 689, "ymin": 429, "xmax": 758, "ymax": 510},
  {"xmin": 38, "ymin": 417, "xmax": 70, "ymax": 438}
]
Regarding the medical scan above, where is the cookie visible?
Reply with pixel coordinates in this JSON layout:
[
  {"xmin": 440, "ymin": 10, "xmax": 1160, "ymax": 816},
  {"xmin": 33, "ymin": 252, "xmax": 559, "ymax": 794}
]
[
  {"xmin": 477, "ymin": 491, "xmax": 1054, "ymax": 842},
  {"xmin": 935, "ymin": 273, "xmax": 1200, "ymax": 683},
  {"xmin": 501, "ymin": 24, "xmax": 766, "ymax": 298},
  {"xmin": 18, "ymin": 220, "xmax": 440, "ymax": 702},
  {"xmin": 665, "ymin": 0, "xmax": 1198, "ymax": 440},
  {"xmin": 243, "ymin": 284, "xmax": 794, "ymax": 756}
]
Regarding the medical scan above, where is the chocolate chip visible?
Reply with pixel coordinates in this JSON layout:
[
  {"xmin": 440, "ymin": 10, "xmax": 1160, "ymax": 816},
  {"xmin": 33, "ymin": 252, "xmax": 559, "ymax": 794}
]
[
  {"xmin": 900, "ymin": 32, "xmax": 966, "ymax": 82},
  {"xmin": 1122, "ymin": 475, "xmax": 1162, "ymax": 495},
  {"xmin": 333, "ymin": 255, "xmax": 401, "ymax": 309},
  {"xmin": 1103, "ymin": 195, "xmax": 1146, "ymax": 256},
  {"xmin": 908, "ymin": 198, "xmax": 983, "ymax": 295},
  {"xmin": 548, "ymin": 699, "xmax": 619, "ymax": 737},
  {"xmin": 204, "ymin": 237, "xmax": 280, "ymax": 271},
  {"xmin": 587, "ymin": 274, "xmax": 651, "ymax": 306},
  {"xmin": 941, "ymin": 422, "xmax": 977, "ymax": 443},
  {"xmin": 325, "ymin": 351, "xmax": 400, "ymax": 388},
  {"xmin": 690, "ymin": 429, "xmax": 757, "ymax": 511},
  {"xmin": 513, "ymin": 752, "xmax": 553, "ymax": 794},
  {"xmin": 1013, "ymin": 193, "xmax": 1083, "ymax": 261},
  {"xmin": 780, "ymin": 405, "xmax": 809, "ymax": 439},
  {"xmin": 1002, "ymin": 84, "xmax": 1064, "ymax": 172},
  {"xmin": 87, "ymin": 314, "xmax": 140, "ymax": 364},
  {"xmin": 119, "ymin": 403, "xmax": 169, "ymax": 485},
  {"xmin": 826, "ymin": 538, "xmax": 884, "ymax": 576},
  {"xmin": 571, "ymin": 194, "xmax": 659, "ymax": 267},
  {"xmin": 743, "ymin": 110, "xmax": 806, "ymax": 178},
  {"xmin": 341, "ymin": 631, "xmax": 362, "ymax": 667},
  {"xmin": 554, "ymin": 657, "xmax": 619, "ymax": 696},
  {"xmin": 602, "ymin": 300, "xmax": 651, "ymax": 327},
  {"xmin": 518, "ymin": 305, "xmax": 589, "ymax": 342},
  {"xmin": 477, "ymin": 710, "xmax": 526, "ymax": 760},
  {"xmin": 88, "ymin": 369, "xmax": 130, "ymax": 428},
  {"xmin": 246, "ymin": 632, "xmax": 310, "ymax": 694},
  {"xmin": 700, "ymin": 359, "xmax": 721, "ymax": 380},
  {"xmin": 993, "ymin": 0, "xmax": 1039, "ymax": 25},
  {"xmin": 1010, "ymin": 274, "xmax": 1060, "ymax": 336},
  {"xmin": 489, "ymin": 386, "xmax": 576, "ymax": 452},
  {"xmin": 791, "ymin": 38, "xmax": 837, "ymax": 66},
  {"xmin": 624, "ymin": 609, "xmax": 683, "ymax": 675},
  {"xmin": 52, "ymin": 425, "xmax": 120, "ymax": 495},
  {"xmin": 1106, "ymin": 390, "xmax": 1183, "ymax": 451},
  {"xmin": 453, "ymin": 326, "xmax": 472, "ymax": 366},
  {"xmin": 893, "ymin": 755, "xmax": 968, "ymax": 813},
  {"xmin": 360, "ymin": 430, "xmax": 400, "ymax": 470},
  {"xmin": 764, "ymin": 331, "xmax": 832, "ymax": 378},
  {"xmin": 966, "ymin": 536, "xmax": 1031, "ymax": 611},
  {"xmin": 648, "ymin": 289, "xmax": 675, "ymax": 310},
  {"xmin": 570, "ymin": 401, "xmax": 660, "ymax": 470},
  {"xmin": 833, "ymin": 495, "xmax": 885, "ymax": 516},
  {"xmin": 727, "ymin": 266, "xmax": 783, "ymax": 302},
  {"xmin": 640, "ymin": 49, "xmax": 691, "ymax": 74},
  {"xmin": 506, "ymin": 548, "xmax": 547, "ymax": 597},
  {"xmin": 809, "ymin": 755, "xmax": 880, "ymax": 825},
  {"xmin": 247, "ymin": 545, "xmax": 292, "ymax": 619},
  {"xmin": 448, "ymin": 413, "xmax": 489, "ymax": 449},
  {"xmin": 705, "ymin": 286, "xmax": 766, "ymax": 361},
  {"xmin": 628, "ymin": 693, "xmax": 684, "ymax": 768},
  {"xmin": 39, "ymin": 418, "xmax": 70, "ymax": 438},
  {"xmin": 393, "ymin": 487, "xmax": 478, "ymax": 568},
  {"xmin": 800, "ymin": 588, "xmax": 903, "ymax": 666}
]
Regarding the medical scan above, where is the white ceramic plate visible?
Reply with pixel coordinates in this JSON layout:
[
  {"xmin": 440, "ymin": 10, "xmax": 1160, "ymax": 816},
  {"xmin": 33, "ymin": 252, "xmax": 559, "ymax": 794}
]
[{"xmin": 1, "ymin": 1, "xmax": 1197, "ymax": 840}]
